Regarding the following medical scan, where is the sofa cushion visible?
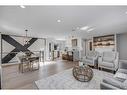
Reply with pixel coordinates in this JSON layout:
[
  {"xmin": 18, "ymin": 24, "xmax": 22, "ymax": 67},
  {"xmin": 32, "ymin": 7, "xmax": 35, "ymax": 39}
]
[
  {"xmin": 84, "ymin": 59, "xmax": 93, "ymax": 64},
  {"xmin": 103, "ymin": 52, "xmax": 116, "ymax": 59},
  {"xmin": 100, "ymin": 61, "xmax": 114, "ymax": 68},
  {"xmin": 103, "ymin": 77, "xmax": 124, "ymax": 89},
  {"xmin": 103, "ymin": 57, "xmax": 114, "ymax": 63},
  {"xmin": 100, "ymin": 82, "xmax": 121, "ymax": 89},
  {"xmin": 123, "ymin": 80, "xmax": 127, "ymax": 89},
  {"xmin": 115, "ymin": 77, "xmax": 126, "ymax": 82},
  {"xmin": 87, "ymin": 51, "xmax": 97, "ymax": 58},
  {"xmin": 102, "ymin": 52, "xmax": 116, "ymax": 62},
  {"xmin": 118, "ymin": 69, "xmax": 127, "ymax": 74},
  {"xmin": 114, "ymin": 72, "xmax": 127, "ymax": 82}
]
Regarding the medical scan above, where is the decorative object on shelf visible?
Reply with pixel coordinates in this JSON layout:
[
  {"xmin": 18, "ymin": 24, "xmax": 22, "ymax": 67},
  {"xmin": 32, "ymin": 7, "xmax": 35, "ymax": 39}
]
[
  {"xmin": 72, "ymin": 65, "xmax": 93, "ymax": 82},
  {"xmin": 93, "ymin": 35, "xmax": 115, "ymax": 47},
  {"xmin": 23, "ymin": 29, "xmax": 30, "ymax": 45}
]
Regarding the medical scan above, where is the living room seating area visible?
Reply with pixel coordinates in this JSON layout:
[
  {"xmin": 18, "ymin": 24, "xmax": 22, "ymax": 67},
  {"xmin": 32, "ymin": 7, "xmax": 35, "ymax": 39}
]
[
  {"xmin": 1, "ymin": 6, "xmax": 127, "ymax": 91},
  {"xmin": 100, "ymin": 60, "xmax": 127, "ymax": 89},
  {"xmin": 82, "ymin": 50, "xmax": 119, "ymax": 73}
]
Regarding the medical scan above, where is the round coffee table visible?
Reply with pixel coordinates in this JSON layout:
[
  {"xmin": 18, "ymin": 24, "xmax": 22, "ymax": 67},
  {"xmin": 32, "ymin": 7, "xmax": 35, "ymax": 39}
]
[{"xmin": 72, "ymin": 65, "xmax": 93, "ymax": 82}]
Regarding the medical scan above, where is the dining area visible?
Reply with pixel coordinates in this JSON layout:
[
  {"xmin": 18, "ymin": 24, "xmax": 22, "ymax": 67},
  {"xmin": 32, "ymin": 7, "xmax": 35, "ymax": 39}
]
[{"xmin": 17, "ymin": 51, "xmax": 41, "ymax": 73}]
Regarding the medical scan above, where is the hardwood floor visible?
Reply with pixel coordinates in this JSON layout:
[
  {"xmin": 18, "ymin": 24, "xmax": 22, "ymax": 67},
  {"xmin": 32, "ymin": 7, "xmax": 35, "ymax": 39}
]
[{"xmin": 2, "ymin": 60, "xmax": 78, "ymax": 89}]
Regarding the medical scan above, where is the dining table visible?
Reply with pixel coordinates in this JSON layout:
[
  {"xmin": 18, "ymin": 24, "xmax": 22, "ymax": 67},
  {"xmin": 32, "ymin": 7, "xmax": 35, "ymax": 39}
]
[{"xmin": 20, "ymin": 55, "xmax": 40, "ymax": 72}]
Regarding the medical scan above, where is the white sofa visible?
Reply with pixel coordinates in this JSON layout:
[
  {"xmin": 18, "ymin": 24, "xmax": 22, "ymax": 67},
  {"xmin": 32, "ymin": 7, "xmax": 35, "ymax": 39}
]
[
  {"xmin": 98, "ymin": 51, "xmax": 119, "ymax": 72},
  {"xmin": 100, "ymin": 60, "xmax": 127, "ymax": 89},
  {"xmin": 82, "ymin": 51, "xmax": 98, "ymax": 67}
]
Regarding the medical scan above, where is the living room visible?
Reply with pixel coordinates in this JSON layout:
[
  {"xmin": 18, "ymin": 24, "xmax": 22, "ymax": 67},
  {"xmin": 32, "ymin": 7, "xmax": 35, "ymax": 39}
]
[{"xmin": 1, "ymin": 4, "xmax": 127, "ymax": 92}]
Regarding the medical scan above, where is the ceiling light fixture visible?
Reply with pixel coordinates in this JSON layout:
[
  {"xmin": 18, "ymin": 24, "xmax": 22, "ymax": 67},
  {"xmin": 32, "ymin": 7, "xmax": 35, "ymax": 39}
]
[
  {"xmin": 20, "ymin": 5, "xmax": 26, "ymax": 8},
  {"xmin": 23, "ymin": 29, "xmax": 30, "ymax": 45},
  {"xmin": 57, "ymin": 20, "xmax": 61, "ymax": 23},
  {"xmin": 87, "ymin": 28, "xmax": 94, "ymax": 32},
  {"xmin": 80, "ymin": 26, "xmax": 89, "ymax": 30}
]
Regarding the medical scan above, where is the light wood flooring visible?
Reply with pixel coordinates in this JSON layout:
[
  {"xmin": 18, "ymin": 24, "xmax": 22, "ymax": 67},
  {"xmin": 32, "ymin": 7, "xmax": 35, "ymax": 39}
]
[{"xmin": 2, "ymin": 60, "xmax": 78, "ymax": 89}]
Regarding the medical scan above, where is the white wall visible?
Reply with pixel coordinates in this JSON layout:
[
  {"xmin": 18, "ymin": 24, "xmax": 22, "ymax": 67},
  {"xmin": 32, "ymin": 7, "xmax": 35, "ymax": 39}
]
[
  {"xmin": 65, "ymin": 36, "xmax": 83, "ymax": 59},
  {"xmin": 81, "ymin": 39, "xmax": 86, "ymax": 56},
  {"xmin": 65, "ymin": 36, "xmax": 82, "ymax": 50},
  {"xmin": 45, "ymin": 38, "xmax": 55, "ymax": 60},
  {"xmin": 28, "ymin": 39, "xmax": 45, "ymax": 52},
  {"xmin": 45, "ymin": 38, "xmax": 66, "ymax": 60},
  {"xmin": 117, "ymin": 33, "xmax": 127, "ymax": 60},
  {"xmin": 55, "ymin": 40, "xmax": 66, "ymax": 51},
  {"xmin": 2, "ymin": 35, "xmax": 45, "ymax": 63}
]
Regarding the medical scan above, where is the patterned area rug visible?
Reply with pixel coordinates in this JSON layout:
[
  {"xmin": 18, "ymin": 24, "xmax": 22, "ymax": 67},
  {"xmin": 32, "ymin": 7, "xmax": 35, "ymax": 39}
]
[{"xmin": 35, "ymin": 68, "xmax": 114, "ymax": 89}]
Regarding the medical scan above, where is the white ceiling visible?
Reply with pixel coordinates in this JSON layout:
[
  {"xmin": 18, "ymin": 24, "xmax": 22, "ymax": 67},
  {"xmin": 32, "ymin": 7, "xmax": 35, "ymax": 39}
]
[{"xmin": 0, "ymin": 6, "xmax": 127, "ymax": 40}]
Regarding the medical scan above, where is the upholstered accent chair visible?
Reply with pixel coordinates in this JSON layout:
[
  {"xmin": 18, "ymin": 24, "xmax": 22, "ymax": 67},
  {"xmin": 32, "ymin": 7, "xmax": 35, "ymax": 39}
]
[
  {"xmin": 100, "ymin": 60, "xmax": 127, "ymax": 89},
  {"xmin": 82, "ymin": 51, "xmax": 98, "ymax": 67},
  {"xmin": 98, "ymin": 51, "xmax": 119, "ymax": 72}
]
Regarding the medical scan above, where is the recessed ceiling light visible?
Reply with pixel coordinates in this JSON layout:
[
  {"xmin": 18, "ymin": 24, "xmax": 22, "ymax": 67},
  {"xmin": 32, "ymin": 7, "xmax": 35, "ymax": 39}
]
[
  {"xmin": 80, "ymin": 26, "xmax": 89, "ymax": 30},
  {"xmin": 57, "ymin": 20, "xmax": 61, "ymax": 23},
  {"xmin": 20, "ymin": 5, "xmax": 26, "ymax": 8}
]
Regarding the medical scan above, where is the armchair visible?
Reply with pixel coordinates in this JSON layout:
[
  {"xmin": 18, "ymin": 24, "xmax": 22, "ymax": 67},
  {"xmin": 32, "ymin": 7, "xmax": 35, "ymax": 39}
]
[
  {"xmin": 98, "ymin": 51, "xmax": 119, "ymax": 72},
  {"xmin": 82, "ymin": 51, "xmax": 98, "ymax": 67}
]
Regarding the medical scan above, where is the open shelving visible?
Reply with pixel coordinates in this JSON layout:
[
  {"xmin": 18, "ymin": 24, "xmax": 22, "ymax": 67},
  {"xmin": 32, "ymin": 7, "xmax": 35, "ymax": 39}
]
[{"xmin": 93, "ymin": 35, "xmax": 115, "ymax": 47}]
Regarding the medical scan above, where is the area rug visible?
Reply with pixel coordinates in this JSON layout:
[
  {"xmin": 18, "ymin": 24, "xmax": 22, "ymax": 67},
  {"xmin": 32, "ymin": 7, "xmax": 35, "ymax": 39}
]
[{"xmin": 35, "ymin": 68, "xmax": 114, "ymax": 89}]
